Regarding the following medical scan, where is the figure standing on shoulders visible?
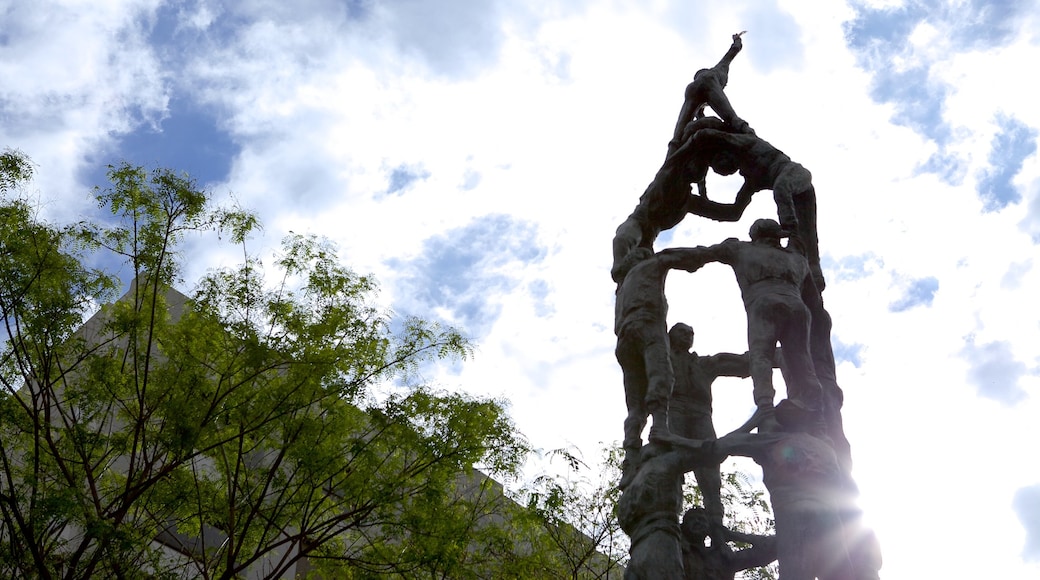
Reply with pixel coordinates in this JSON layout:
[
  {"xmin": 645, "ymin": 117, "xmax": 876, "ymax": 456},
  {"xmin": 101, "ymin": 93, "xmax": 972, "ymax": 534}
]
[
  {"xmin": 673, "ymin": 219, "xmax": 825, "ymax": 430},
  {"xmin": 613, "ymin": 248, "xmax": 710, "ymax": 487}
]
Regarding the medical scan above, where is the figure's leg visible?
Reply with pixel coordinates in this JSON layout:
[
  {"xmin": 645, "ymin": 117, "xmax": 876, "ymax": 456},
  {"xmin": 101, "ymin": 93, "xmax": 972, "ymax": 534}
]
[
  {"xmin": 747, "ymin": 300, "xmax": 780, "ymax": 411},
  {"xmin": 666, "ymin": 79, "xmax": 709, "ymax": 158},
  {"xmin": 643, "ymin": 335, "xmax": 675, "ymax": 440},
  {"xmin": 795, "ymin": 184, "xmax": 824, "ymax": 291},
  {"xmin": 626, "ymin": 529, "xmax": 685, "ymax": 580},
  {"xmin": 620, "ymin": 365, "xmax": 648, "ymax": 451},
  {"xmin": 815, "ymin": 511, "xmax": 856, "ymax": 580},
  {"xmin": 775, "ymin": 302, "xmax": 826, "ymax": 432},
  {"xmin": 692, "ymin": 464, "xmax": 724, "ymax": 540},
  {"xmin": 617, "ymin": 337, "xmax": 649, "ymax": 487},
  {"xmin": 689, "ymin": 418, "xmax": 725, "ymax": 544},
  {"xmin": 808, "ymin": 299, "xmax": 853, "ymax": 473},
  {"xmin": 700, "ymin": 77, "xmax": 751, "ymax": 133},
  {"xmin": 775, "ymin": 512, "xmax": 816, "ymax": 580}
]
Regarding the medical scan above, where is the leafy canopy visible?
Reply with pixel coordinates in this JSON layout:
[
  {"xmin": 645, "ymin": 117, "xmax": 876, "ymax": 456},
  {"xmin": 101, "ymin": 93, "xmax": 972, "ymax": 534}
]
[{"xmin": 0, "ymin": 155, "xmax": 545, "ymax": 579}]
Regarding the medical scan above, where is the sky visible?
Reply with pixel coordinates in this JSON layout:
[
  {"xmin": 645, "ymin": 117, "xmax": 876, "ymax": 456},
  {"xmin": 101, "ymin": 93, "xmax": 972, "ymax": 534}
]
[{"xmin": 3, "ymin": 0, "xmax": 1040, "ymax": 576}]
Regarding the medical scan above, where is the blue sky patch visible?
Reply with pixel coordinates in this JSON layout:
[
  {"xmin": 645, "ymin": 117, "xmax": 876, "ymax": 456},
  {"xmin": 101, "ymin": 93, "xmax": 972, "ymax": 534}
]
[
  {"xmin": 919, "ymin": 151, "xmax": 964, "ymax": 184},
  {"xmin": 387, "ymin": 214, "xmax": 546, "ymax": 338},
  {"xmin": 977, "ymin": 115, "xmax": 1037, "ymax": 212},
  {"xmin": 889, "ymin": 276, "xmax": 938, "ymax": 312},
  {"xmin": 960, "ymin": 338, "xmax": 1029, "ymax": 405},
  {"xmin": 831, "ymin": 336, "xmax": 864, "ymax": 368},
  {"xmin": 843, "ymin": 0, "xmax": 1034, "ymax": 186},
  {"xmin": 949, "ymin": 0, "xmax": 1026, "ymax": 49},
  {"xmin": 384, "ymin": 164, "xmax": 431, "ymax": 197},
  {"xmin": 82, "ymin": 95, "xmax": 238, "ymax": 191},
  {"xmin": 822, "ymin": 252, "xmax": 883, "ymax": 282},
  {"xmin": 1014, "ymin": 483, "xmax": 1040, "ymax": 562},
  {"xmin": 844, "ymin": 2, "xmax": 926, "ymax": 49}
]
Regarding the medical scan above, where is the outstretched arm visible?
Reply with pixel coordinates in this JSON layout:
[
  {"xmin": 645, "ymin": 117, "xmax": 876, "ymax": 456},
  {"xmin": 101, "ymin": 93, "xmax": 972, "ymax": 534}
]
[
  {"xmin": 685, "ymin": 193, "xmax": 749, "ymax": 222},
  {"xmin": 713, "ymin": 432, "xmax": 784, "ymax": 462},
  {"xmin": 655, "ymin": 246, "xmax": 711, "ymax": 273},
  {"xmin": 690, "ymin": 127, "xmax": 748, "ymax": 156},
  {"xmin": 727, "ymin": 533, "xmax": 778, "ymax": 572},
  {"xmin": 703, "ymin": 351, "xmax": 751, "ymax": 378}
]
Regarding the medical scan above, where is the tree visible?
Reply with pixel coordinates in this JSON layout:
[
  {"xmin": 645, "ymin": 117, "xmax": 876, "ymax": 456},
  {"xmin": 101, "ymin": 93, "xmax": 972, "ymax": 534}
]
[
  {"xmin": 518, "ymin": 446, "xmax": 628, "ymax": 579},
  {"xmin": 0, "ymin": 156, "xmax": 543, "ymax": 579}
]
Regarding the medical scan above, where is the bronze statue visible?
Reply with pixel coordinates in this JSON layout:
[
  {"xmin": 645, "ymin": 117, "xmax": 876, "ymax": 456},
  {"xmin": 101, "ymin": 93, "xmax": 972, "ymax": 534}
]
[{"xmin": 612, "ymin": 31, "xmax": 880, "ymax": 578}]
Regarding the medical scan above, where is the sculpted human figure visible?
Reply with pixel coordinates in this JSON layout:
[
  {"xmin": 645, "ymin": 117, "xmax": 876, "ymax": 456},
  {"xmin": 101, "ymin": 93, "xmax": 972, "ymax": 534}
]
[
  {"xmin": 685, "ymin": 219, "xmax": 824, "ymax": 429},
  {"xmin": 614, "ymin": 248, "xmax": 709, "ymax": 487},
  {"xmin": 616, "ymin": 441, "xmax": 709, "ymax": 580},
  {"xmin": 688, "ymin": 127, "xmax": 825, "ymax": 291},
  {"xmin": 667, "ymin": 31, "xmax": 754, "ymax": 159},
  {"xmin": 612, "ymin": 117, "xmax": 752, "ymax": 283},
  {"xmin": 655, "ymin": 425, "xmax": 860, "ymax": 580},
  {"xmin": 667, "ymin": 322, "xmax": 751, "ymax": 542},
  {"xmin": 680, "ymin": 506, "xmax": 777, "ymax": 580}
]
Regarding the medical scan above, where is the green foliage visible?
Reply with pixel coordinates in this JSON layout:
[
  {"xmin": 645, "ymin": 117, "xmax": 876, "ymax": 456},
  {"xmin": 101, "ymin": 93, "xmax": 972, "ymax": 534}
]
[
  {"xmin": 517, "ymin": 446, "xmax": 627, "ymax": 579},
  {"xmin": 1, "ymin": 149, "xmax": 33, "ymax": 193},
  {"xmin": 0, "ymin": 156, "xmax": 541, "ymax": 579}
]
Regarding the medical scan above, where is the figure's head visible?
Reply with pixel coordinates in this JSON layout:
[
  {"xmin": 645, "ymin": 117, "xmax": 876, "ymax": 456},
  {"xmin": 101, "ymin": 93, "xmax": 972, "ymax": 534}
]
[
  {"xmin": 710, "ymin": 150, "xmax": 739, "ymax": 176},
  {"xmin": 749, "ymin": 218, "xmax": 787, "ymax": 243},
  {"xmin": 669, "ymin": 323, "xmax": 694, "ymax": 351},
  {"xmin": 681, "ymin": 506, "xmax": 710, "ymax": 543}
]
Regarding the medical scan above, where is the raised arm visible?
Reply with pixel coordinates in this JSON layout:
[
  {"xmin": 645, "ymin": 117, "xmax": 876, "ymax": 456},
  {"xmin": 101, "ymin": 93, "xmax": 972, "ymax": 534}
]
[{"xmin": 714, "ymin": 31, "xmax": 746, "ymax": 71}]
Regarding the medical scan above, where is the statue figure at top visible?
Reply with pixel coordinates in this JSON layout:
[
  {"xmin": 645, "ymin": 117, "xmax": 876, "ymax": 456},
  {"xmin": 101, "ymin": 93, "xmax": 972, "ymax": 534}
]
[
  {"xmin": 612, "ymin": 32, "xmax": 757, "ymax": 284},
  {"xmin": 667, "ymin": 31, "xmax": 755, "ymax": 159}
]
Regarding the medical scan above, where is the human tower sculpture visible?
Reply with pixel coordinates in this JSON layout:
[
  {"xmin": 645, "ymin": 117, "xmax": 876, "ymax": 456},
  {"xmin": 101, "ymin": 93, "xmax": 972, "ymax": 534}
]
[{"xmin": 612, "ymin": 33, "xmax": 882, "ymax": 580}]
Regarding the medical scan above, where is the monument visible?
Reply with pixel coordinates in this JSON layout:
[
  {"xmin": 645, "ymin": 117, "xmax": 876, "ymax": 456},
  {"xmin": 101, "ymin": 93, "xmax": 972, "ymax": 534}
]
[{"xmin": 613, "ymin": 33, "xmax": 881, "ymax": 579}]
